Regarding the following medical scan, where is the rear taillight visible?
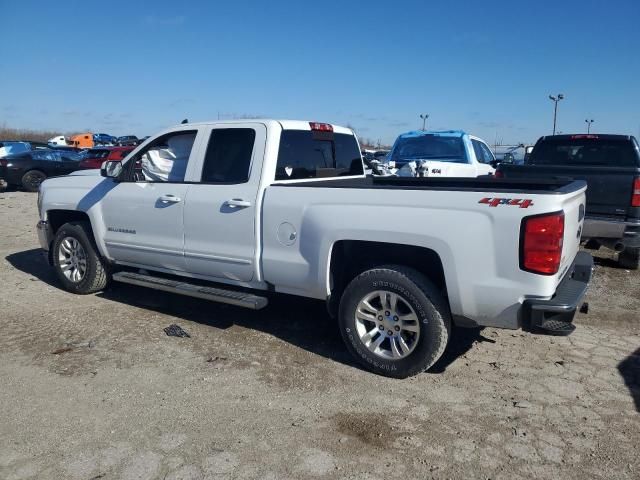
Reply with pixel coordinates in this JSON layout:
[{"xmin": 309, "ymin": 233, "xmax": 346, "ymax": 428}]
[
  {"xmin": 632, "ymin": 177, "xmax": 640, "ymax": 207},
  {"xmin": 494, "ymin": 170, "xmax": 504, "ymax": 178},
  {"xmin": 521, "ymin": 212, "xmax": 565, "ymax": 275},
  {"xmin": 0, "ymin": 159, "xmax": 7, "ymax": 167}
]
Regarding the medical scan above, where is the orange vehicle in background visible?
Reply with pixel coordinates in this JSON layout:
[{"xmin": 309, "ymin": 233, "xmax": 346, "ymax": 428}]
[{"xmin": 69, "ymin": 133, "xmax": 94, "ymax": 148}]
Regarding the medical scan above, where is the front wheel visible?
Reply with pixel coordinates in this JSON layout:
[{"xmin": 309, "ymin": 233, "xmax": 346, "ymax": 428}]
[
  {"xmin": 52, "ymin": 221, "xmax": 110, "ymax": 294},
  {"xmin": 618, "ymin": 247, "xmax": 640, "ymax": 270},
  {"xmin": 338, "ymin": 265, "xmax": 450, "ymax": 378}
]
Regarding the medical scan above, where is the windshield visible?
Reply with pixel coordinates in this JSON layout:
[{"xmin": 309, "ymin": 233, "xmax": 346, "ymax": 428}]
[{"xmin": 390, "ymin": 135, "xmax": 467, "ymax": 163}]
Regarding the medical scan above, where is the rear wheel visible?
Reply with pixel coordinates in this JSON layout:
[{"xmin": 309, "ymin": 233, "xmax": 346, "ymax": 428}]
[
  {"xmin": 52, "ymin": 221, "xmax": 110, "ymax": 294},
  {"xmin": 618, "ymin": 247, "xmax": 640, "ymax": 270},
  {"xmin": 21, "ymin": 170, "xmax": 46, "ymax": 192},
  {"xmin": 338, "ymin": 265, "xmax": 450, "ymax": 378}
]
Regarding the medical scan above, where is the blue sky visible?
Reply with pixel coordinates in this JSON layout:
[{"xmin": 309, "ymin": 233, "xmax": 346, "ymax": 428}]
[{"xmin": 1, "ymin": 0, "xmax": 639, "ymax": 145}]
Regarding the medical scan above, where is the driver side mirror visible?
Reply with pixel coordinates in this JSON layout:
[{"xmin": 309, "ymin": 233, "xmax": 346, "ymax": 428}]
[{"xmin": 101, "ymin": 160, "xmax": 123, "ymax": 179}]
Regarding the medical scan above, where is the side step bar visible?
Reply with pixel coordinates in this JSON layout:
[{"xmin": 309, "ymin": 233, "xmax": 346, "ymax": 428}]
[{"xmin": 112, "ymin": 271, "xmax": 268, "ymax": 310}]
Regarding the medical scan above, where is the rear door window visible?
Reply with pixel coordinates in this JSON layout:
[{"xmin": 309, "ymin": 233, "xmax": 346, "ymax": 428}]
[
  {"xmin": 276, "ymin": 130, "xmax": 364, "ymax": 180},
  {"xmin": 200, "ymin": 128, "xmax": 256, "ymax": 183},
  {"xmin": 529, "ymin": 138, "xmax": 640, "ymax": 167}
]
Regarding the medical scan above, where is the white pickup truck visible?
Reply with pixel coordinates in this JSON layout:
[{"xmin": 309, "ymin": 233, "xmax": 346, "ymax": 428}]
[
  {"xmin": 389, "ymin": 130, "xmax": 496, "ymax": 178},
  {"xmin": 37, "ymin": 120, "xmax": 593, "ymax": 378}
]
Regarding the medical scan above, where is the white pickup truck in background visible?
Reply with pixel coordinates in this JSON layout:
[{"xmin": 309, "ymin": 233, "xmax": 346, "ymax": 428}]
[
  {"xmin": 386, "ymin": 130, "xmax": 496, "ymax": 178},
  {"xmin": 36, "ymin": 120, "xmax": 593, "ymax": 378}
]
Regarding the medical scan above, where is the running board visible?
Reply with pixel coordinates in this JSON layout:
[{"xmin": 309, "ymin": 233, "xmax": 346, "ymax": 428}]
[{"xmin": 112, "ymin": 271, "xmax": 268, "ymax": 310}]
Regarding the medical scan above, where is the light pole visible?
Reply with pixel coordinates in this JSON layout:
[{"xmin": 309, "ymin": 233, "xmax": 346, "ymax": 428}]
[
  {"xmin": 419, "ymin": 114, "xmax": 429, "ymax": 131},
  {"xmin": 585, "ymin": 119, "xmax": 594, "ymax": 134},
  {"xmin": 548, "ymin": 94, "xmax": 564, "ymax": 135}
]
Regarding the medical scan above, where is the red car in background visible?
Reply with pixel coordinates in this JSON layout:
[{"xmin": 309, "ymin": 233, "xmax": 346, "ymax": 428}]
[{"xmin": 78, "ymin": 146, "xmax": 134, "ymax": 170}]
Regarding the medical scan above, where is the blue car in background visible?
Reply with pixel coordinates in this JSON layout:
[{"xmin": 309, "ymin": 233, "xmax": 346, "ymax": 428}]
[{"xmin": 93, "ymin": 133, "xmax": 117, "ymax": 145}]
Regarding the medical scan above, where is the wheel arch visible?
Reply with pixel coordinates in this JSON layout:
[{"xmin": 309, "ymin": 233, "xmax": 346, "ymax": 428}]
[
  {"xmin": 327, "ymin": 240, "xmax": 448, "ymax": 317},
  {"xmin": 45, "ymin": 210, "xmax": 93, "ymax": 264}
]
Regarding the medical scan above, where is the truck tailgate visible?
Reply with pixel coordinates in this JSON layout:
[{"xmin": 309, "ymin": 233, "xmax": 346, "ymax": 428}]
[
  {"xmin": 501, "ymin": 164, "xmax": 635, "ymax": 217},
  {"xmin": 557, "ymin": 186, "xmax": 586, "ymax": 281}
]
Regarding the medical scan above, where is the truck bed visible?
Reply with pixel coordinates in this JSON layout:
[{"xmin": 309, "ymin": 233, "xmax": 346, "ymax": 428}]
[{"xmin": 273, "ymin": 175, "xmax": 586, "ymax": 195}]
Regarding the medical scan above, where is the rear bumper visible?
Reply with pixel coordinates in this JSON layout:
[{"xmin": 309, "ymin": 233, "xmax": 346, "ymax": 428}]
[
  {"xmin": 583, "ymin": 217, "xmax": 640, "ymax": 248},
  {"xmin": 522, "ymin": 251, "xmax": 593, "ymax": 334}
]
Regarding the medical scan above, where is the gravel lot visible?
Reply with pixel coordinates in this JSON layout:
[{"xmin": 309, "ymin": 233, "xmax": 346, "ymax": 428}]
[{"xmin": 0, "ymin": 190, "xmax": 638, "ymax": 480}]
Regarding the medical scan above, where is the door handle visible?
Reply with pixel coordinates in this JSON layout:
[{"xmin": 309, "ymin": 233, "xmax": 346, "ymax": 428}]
[
  {"xmin": 225, "ymin": 198, "xmax": 252, "ymax": 208},
  {"xmin": 158, "ymin": 194, "xmax": 182, "ymax": 203}
]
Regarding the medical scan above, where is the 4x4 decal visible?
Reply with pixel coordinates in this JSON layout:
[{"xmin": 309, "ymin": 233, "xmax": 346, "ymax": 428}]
[{"xmin": 479, "ymin": 197, "xmax": 534, "ymax": 208}]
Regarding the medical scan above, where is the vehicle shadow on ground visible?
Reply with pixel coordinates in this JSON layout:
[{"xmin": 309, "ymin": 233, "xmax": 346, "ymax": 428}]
[
  {"xmin": 592, "ymin": 256, "xmax": 623, "ymax": 269},
  {"xmin": 7, "ymin": 248, "xmax": 489, "ymax": 376},
  {"xmin": 5, "ymin": 248, "xmax": 58, "ymax": 286},
  {"xmin": 618, "ymin": 348, "xmax": 640, "ymax": 412}
]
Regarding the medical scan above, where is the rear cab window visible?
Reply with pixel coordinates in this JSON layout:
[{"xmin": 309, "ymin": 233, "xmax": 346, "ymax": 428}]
[
  {"xmin": 529, "ymin": 136, "xmax": 640, "ymax": 167},
  {"xmin": 275, "ymin": 128, "xmax": 364, "ymax": 180}
]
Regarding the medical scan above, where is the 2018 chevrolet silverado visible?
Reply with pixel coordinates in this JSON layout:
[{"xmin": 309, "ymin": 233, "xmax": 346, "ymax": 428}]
[
  {"xmin": 498, "ymin": 134, "xmax": 640, "ymax": 269},
  {"xmin": 36, "ymin": 120, "xmax": 593, "ymax": 378}
]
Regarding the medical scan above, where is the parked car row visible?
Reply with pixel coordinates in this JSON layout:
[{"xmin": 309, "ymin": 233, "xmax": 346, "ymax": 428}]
[{"xmin": 47, "ymin": 133, "xmax": 146, "ymax": 149}]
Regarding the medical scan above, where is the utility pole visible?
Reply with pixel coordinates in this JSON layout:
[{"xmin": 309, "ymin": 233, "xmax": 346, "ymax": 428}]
[
  {"xmin": 585, "ymin": 119, "xmax": 594, "ymax": 134},
  {"xmin": 419, "ymin": 114, "xmax": 429, "ymax": 131},
  {"xmin": 548, "ymin": 94, "xmax": 564, "ymax": 135}
]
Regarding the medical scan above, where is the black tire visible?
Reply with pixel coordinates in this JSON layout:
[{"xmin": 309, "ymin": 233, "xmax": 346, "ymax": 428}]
[
  {"xmin": 21, "ymin": 170, "xmax": 47, "ymax": 192},
  {"xmin": 618, "ymin": 247, "xmax": 640, "ymax": 270},
  {"xmin": 52, "ymin": 221, "xmax": 110, "ymax": 294},
  {"xmin": 338, "ymin": 265, "xmax": 450, "ymax": 378}
]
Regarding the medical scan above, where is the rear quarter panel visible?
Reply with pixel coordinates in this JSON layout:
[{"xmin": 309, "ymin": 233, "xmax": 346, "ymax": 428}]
[{"xmin": 261, "ymin": 183, "xmax": 586, "ymax": 329}]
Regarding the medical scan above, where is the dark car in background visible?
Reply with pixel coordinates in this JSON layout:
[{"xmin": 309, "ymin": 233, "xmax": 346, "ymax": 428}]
[
  {"xmin": 497, "ymin": 134, "xmax": 640, "ymax": 269},
  {"xmin": 116, "ymin": 135, "xmax": 139, "ymax": 146},
  {"xmin": 0, "ymin": 149, "xmax": 83, "ymax": 191},
  {"xmin": 78, "ymin": 146, "xmax": 134, "ymax": 169}
]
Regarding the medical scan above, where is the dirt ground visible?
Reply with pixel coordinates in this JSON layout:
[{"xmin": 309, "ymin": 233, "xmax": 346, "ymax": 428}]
[{"xmin": 0, "ymin": 190, "xmax": 638, "ymax": 480}]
